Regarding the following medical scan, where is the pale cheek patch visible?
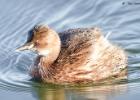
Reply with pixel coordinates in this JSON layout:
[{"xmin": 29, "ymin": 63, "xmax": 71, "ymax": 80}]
[{"xmin": 38, "ymin": 49, "xmax": 50, "ymax": 56}]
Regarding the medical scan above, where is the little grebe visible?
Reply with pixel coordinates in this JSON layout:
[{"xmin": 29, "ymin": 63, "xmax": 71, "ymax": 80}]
[{"xmin": 16, "ymin": 24, "xmax": 127, "ymax": 84}]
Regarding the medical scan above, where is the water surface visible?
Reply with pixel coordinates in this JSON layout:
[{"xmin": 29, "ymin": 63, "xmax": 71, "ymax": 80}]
[{"xmin": 0, "ymin": 0, "xmax": 140, "ymax": 100}]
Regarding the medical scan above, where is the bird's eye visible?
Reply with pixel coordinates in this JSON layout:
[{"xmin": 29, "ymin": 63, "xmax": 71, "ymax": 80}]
[{"xmin": 34, "ymin": 41, "xmax": 40, "ymax": 47}]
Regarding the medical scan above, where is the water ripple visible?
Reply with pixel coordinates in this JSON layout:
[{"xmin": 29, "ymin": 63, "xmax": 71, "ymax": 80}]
[{"xmin": 0, "ymin": 0, "xmax": 139, "ymax": 94}]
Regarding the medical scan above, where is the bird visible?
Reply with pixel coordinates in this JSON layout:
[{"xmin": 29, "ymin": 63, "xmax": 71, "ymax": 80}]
[{"xmin": 16, "ymin": 24, "xmax": 127, "ymax": 85}]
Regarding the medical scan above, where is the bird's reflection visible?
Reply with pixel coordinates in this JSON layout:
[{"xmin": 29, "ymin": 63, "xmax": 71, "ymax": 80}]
[{"xmin": 31, "ymin": 83, "xmax": 128, "ymax": 100}]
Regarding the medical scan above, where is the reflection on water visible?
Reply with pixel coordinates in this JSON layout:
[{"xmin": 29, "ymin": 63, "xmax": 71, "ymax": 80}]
[
  {"xmin": 0, "ymin": 0, "xmax": 140, "ymax": 100},
  {"xmin": 32, "ymin": 84, "xmax": 127, "ymax": 100}
]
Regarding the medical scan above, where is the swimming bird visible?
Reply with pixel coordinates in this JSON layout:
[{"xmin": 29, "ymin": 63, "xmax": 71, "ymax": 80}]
[{"xmin": 16, "ymin": 24, "xmax": 127, "ymax": 84}]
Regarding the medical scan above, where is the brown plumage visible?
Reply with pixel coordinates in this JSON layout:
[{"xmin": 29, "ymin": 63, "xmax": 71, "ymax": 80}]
[{"xmin": 16, "ymin": 24, "xmax": 127, "ymax": 84}]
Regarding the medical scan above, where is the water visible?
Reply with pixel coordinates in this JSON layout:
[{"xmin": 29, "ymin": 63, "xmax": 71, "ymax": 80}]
[{"xmin": 0, "ymin": 0, "xmax": 140, "ymax": 100}]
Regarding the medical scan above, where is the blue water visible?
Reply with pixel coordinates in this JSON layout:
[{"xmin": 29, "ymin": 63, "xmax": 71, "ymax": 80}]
[{"xmin": 0, "ymin": 0, "xmax": 140, "ymax": 100}]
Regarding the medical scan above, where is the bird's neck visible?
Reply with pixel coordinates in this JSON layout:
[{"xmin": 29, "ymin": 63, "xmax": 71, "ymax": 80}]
[
  {"xmin": 38, "ymin": 32, "xmax": 61, "ymax": 80},
  {"xmin": 40, "ymin": 49, "xmax": 60, "ymax": 67},
  {"xmin": 41, "ymin": 31, "xmax": 61, "ymax": 64}
]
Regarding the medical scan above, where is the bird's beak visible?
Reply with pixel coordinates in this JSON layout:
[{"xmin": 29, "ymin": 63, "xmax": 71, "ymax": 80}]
[{"xmin": 16, "ymin": 42, "xmax": 34, "ymax": 52}]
